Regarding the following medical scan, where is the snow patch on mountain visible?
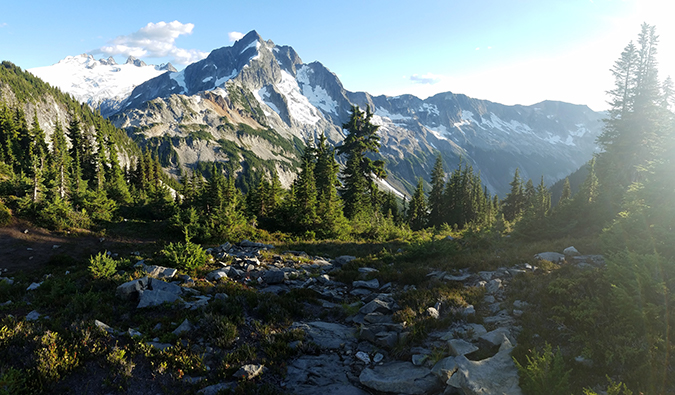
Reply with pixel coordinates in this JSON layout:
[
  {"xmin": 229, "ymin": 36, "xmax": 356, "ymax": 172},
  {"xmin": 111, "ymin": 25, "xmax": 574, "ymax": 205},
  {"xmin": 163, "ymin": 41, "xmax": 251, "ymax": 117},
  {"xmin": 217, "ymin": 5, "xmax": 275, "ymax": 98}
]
[
  {"xmin": 170, "ymin": 71, "xmax": 187, "ymax": 93},
  {"xmin": 419, "ymin": 103, "xmax": 440, "ymax": 116},
  {"xmin": 375, "ymin": 108, "xmax": 413, "ymax": 122},
  {"xmin": 480, "ymin": 113, "xmax": 533, "ymax": 135},
  {"xmin": 253, "ymin": 87, "xmax": 281, "ymax": 116},
  {"xmin": 29, "ymin": 54, "xmax": 168, "ymax": 106},
  {"xmin": 426, "ymin": 124, "xmax": 451, "ymax": 141},
  {"xmin": 296, "ymin": 66, "xmax": 338, "ymax": 114},
  {"xmin": 276, "ymin": 70, "xmax": 322, "ymax": 125}
]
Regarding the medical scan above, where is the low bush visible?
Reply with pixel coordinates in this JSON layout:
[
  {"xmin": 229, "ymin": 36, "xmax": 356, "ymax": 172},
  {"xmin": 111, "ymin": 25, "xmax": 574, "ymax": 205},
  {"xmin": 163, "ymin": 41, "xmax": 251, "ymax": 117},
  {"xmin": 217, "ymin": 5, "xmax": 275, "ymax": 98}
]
[
  {"xmin": 88, "ymin": 251, "xmax": 117, "ymax": 279},
  {"xmin": 514, "ymin": 342, "xmax": 570, "ymax": 395},
  {"xmin": 160, "ymin": 240, "xmax": 209, "ymax": 273}
]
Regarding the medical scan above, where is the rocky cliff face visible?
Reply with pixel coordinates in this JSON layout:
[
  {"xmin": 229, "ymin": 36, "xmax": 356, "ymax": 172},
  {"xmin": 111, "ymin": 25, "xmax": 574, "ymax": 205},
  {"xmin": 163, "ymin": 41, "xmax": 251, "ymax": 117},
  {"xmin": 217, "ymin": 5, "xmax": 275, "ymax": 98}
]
[{"xmin": 54, "ymin": 30, "xmax": 603, "ymax": 196}]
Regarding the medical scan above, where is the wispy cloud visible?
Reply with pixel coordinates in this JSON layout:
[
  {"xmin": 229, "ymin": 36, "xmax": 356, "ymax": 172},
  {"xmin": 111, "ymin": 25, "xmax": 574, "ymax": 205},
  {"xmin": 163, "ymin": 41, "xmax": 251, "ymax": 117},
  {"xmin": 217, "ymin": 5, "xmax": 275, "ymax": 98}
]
[
  {"xmin": 228, "ymin": 31, "xmax": 245, "ymax": 42},
  {"xmin": 91, "ymin": 21, "xmax": 208, "ymax": 65},
  {"xmin": 0, "ymin": 23, "xmax": 7, "ymax": 28},
  {"xmin": 409, "ymin": 73, "xmax": 444, "ymax": 85}
]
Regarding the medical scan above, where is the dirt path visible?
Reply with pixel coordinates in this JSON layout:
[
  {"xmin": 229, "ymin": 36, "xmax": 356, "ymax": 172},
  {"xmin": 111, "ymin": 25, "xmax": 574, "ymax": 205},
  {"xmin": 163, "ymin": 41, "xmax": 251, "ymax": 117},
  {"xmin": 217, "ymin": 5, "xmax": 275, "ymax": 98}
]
[{"xmin": 0, "ymin": 219, "xmax": 160, "ymax": 275}]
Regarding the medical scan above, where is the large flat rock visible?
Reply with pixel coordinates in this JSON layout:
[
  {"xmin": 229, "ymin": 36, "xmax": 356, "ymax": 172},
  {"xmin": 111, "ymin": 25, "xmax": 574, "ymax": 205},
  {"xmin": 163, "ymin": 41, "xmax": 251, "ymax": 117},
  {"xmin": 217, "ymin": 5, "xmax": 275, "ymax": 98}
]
[
  {"xmin": 359, "ymin": 361, "xmax": 441, "ymax": 395},
  {"xmin": 286, "ymin": 354, "xmax": 368, "ymax": 395},
  {"xmin": 447, "ymin": 346, "xmax": 523, "ymax": 395},
  {"xmin": 291, "ymin": 321, "xmax": 356, "ymax": 349}
]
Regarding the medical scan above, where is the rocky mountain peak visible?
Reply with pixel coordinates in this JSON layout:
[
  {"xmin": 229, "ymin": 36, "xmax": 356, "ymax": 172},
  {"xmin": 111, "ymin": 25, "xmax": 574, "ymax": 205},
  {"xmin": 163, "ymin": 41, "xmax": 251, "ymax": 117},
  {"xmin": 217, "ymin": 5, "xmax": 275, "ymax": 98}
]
[
  {"xmin": 157, "ymin": 62, "xmax": 177, "ymax": 72},
  {"xmin": 125, "ymin": 56, "xmax": 147, "ymax": 67},
  {"xmin": 100, "ymin": 56, "xmax": 117, "ymax": 66}
]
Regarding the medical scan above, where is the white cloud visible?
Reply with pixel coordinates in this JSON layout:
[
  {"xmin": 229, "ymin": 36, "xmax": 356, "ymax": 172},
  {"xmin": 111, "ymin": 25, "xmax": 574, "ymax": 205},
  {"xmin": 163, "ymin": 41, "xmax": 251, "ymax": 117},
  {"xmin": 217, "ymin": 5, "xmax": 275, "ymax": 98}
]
[
  {"xmin": 0, "ymin": 23, "xmax": 7, "ymax": 28},
  {"xmin": 92, "ymin": 21, "xmax": 208, "ymax": 65},
  {"xmin": 409, "ymin": 73, "xmax": 444, "ymax": 85},
  {"xmin": 228, "ymin": 31, "xmax": 245, "ymax": 42}
]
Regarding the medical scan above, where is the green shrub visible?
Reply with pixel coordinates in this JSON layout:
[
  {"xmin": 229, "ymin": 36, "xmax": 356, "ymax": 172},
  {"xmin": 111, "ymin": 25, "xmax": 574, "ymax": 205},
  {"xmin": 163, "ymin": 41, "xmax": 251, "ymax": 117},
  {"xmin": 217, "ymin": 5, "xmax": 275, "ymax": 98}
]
[
  {"xmin": 0, "ymin": 200, "xmax": 11, "ymax": 226},
  {"xmin": 514, "ymin": 343, "xmax": 570, "ymax": 395},
  {"xmin": 584, "ymin": 376, "xmax": 633, "ymax": 395},
  {"xmin": 160, "ymin": 240, "xmax": 209, "ymax": 272},
  {"xmin": 0, "ymin": 367, "xmax": 30, "ymax": 395},
  {"xmin": 35, "ymin": 331, "xmax": 79, "ymax": 382},
  {"xmin": 88, "ymin": 251, "xmax": 117, "ymax": 279}
]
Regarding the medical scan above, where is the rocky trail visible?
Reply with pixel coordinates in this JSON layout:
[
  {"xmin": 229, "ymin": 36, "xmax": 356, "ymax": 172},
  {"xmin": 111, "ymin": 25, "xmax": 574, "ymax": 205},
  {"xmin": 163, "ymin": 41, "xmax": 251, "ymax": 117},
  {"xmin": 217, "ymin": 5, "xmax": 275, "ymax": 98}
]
[{"xmin": 0, "ymin": 238, "xmax": 605, "ymax": 394}]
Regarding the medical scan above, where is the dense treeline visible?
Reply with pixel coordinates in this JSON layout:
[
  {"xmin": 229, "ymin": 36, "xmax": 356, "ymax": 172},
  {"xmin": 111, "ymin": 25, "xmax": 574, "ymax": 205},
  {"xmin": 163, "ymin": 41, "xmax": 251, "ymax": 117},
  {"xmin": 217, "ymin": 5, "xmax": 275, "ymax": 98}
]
[{"xmin": 0, "ymin": 61, "xmax": 619, "ymax": 243}]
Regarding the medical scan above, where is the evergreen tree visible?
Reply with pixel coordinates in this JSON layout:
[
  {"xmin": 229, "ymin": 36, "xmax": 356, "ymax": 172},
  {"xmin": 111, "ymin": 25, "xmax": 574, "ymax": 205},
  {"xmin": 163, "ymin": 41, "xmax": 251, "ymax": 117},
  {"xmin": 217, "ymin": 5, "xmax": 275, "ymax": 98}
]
[
  {"xmin": 104, "ymin": 139, "xmax": 131, "ymax": 203},
  {"xmin": 407, "ymin": 177, "xmax": 428, "ymax": 230},
  {"xmin": 428, "ymin": 154, "xmax": 446, "ymax": 227},
  {"xmin": 501, "ymin": 168, "xmax": 526, "ymax": 222},
  {"xmin": 290, "ymin": 145, "xmax": 318, "ymax": 231},
  {"xmin": 49, "ymin": 120, "xmax": 70, "ymax": 200},
  {"xmin": 313, "ymin": 133, "xmax": 347, "ymax": 237},
  {"xmin": 337, "ymin": 105, "xmax": 386, "ymax": 219},
  {"xmin": 559, "ymin": 177, "xmax": 572, "ymax": 204}
]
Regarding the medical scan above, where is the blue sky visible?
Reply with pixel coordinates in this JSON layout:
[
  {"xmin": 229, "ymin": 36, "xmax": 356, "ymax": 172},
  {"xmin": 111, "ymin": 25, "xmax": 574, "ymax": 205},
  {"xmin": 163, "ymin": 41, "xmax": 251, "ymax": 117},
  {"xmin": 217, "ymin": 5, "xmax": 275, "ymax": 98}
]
[{"xmin": 1, "ymin": 0, "xmax": 673, "ymax": 111}]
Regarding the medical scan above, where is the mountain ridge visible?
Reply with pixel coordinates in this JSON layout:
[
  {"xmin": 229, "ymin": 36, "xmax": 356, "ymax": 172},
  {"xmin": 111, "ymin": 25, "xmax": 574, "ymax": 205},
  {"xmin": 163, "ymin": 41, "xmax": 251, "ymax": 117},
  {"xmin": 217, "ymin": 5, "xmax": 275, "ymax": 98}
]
[{"xmin": 28, "ymin": 30, "xmax": 604, "ymax": 196}]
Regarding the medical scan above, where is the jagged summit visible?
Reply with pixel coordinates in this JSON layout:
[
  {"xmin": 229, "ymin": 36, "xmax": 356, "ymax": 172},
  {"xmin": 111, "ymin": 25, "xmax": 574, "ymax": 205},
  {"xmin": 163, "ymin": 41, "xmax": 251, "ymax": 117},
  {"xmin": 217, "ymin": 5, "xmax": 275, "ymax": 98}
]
[{"xmin": 125, "ymin": 56, "xmax": 147, "ymax": 67}]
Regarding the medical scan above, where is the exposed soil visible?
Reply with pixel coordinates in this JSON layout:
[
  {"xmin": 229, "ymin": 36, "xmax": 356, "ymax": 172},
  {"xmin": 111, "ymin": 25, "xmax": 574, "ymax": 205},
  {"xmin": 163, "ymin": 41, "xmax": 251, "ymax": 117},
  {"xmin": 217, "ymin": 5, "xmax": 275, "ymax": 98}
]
[{"xmin": 0, "ymin": 219, "xmax": 161, "ymax": 276}]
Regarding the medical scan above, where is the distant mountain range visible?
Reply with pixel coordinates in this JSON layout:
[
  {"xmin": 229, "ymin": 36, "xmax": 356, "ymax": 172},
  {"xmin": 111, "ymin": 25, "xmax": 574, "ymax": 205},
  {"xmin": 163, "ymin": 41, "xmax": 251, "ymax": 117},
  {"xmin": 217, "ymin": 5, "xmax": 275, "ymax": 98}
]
[
  {"xmin": 28, "ymin": 31, "xmax": 604, "ymax": 197},
  {"xmin": 29, "ymin": 55, "xmax": 176, "ymax": 117}
]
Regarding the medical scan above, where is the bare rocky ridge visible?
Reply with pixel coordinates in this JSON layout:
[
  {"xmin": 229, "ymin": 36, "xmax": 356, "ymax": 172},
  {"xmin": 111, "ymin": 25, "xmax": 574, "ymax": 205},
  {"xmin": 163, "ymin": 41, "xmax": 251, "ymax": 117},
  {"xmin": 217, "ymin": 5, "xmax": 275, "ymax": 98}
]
[{"xmin": 106, "ymin": 30, "xmax": 603, "ymax": 196}]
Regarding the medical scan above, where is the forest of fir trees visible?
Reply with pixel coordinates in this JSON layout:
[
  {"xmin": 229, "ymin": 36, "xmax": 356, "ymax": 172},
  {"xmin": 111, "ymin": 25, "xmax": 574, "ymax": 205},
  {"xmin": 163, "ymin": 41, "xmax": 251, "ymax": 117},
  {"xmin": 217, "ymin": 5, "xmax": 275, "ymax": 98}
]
[{"xmin": 0, "ymin": 79, "xmax": 603, "ymax": 245}]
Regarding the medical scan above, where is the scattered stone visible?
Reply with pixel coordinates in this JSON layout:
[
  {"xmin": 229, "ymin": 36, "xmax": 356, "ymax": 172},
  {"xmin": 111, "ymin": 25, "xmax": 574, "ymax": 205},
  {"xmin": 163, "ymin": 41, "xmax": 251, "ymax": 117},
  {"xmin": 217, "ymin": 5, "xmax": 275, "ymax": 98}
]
[
  {"xmin": 358, "ymin": 267, "xmax": 379, "ymax": 274},
  {"xmin": 426, "ymin": 307, "xmax": 440, "ymax": 319},
  {"xmin": 356, "ymin": 351, "xmax": 371, "ymax": 364},
  {"xmin": 563, "ymin": 246, "xmax": 581, "ymax": 256},
  {"xmin": 263, "ymin": 269, "xmax": 286, "ymax": 284},
  {"xmin": 332, "ymin": 255, "xmax": 356, "ymax": 267},
  {"xmin": 172, "ymin": 318, "xmax": 193, "ymax": 336},
  {"xmin": 127, "ymin": 328, "xmax": 142, "ymax": 337},
  {"xmin": 197, "ymin": 382, "xmax": 236, "ymax": 395},
  {"xmin": 513, "ymin": 300, "xmax": 529, "ymax": 310},
  {"xmin": 146, "ymin": 342, "xmax": 172, "ymax": 351},
  {"xmin": 359, "ymin": 361, "xmax": 441, "ymax": 394},
  {"xmin": 444, "ymin": 273, "xmax": 471, "ymax": 282},
  {"xmin": 486, "ymin": 278, "xmax": 502, "ymax": 294},
  {"xmin": 448, "ymin": 339, "xmax": 479, "ymax": 356},
  {"xmin": 359, "ymin": 298, "xmax": 394, "ymax": 315},
  {"xmin": 373, "ymin": 353, "xmax": 384, "ymax": 363},
  {"xmin": 534, "ymin": 252, "xmax": 565, "ymax": 264},
  {"xmin": 26, "ymin": 310, "xmax": 41, "ymax": 321},
  {"xmin": 233, "ymin": 364, "xmax": 264, "ymax": 380},
  {"xmin": 214, "ymin": 293, "xmax": 229, "ymax": 301},
  {"xmin": 462, "ymin": 305, "xmax": 476, "ymax": 316},
  {"xmin": 26, "ymin": 282, "xmax": 42, "ymax": 291},
  {"xmin": 411, "ymin": 354, "xmax": 427, "ymax": 366},
  {"xmin": 206, "ymin": 269, "xmax": 229, "ymax": 282},
  {"xmin": 0, "ymin": 277, "xmax": 13, "ymax": 285},
  {"xmin": 144, "ymin": 265, "xmax": 178, "ymax": 279},
  {"xmin": 116, "ymin": 277, "xmax": 149, "ymax": 300},
  {"xmin": 95, "ymin": 320, "xmax": 117, "ymax": 335},
  {"xmin": 431, "ymin": 356, "xmax": 458, "ymax": 381},
  {"xmin": 353, "ymin": 279, "xmax": 379, "ymax": 289}
]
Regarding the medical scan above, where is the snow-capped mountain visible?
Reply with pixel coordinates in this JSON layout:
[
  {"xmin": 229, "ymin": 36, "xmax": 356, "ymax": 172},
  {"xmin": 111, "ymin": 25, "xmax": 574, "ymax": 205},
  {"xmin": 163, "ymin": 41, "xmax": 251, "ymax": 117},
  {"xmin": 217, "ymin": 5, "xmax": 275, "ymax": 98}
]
[
  {"xmin": 28, "ymin": 54, "xmax": 176, "ymax": 117},
  {"xmin": 35, "ymin": 31, "xmax": 605, "ymax": 196}
]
